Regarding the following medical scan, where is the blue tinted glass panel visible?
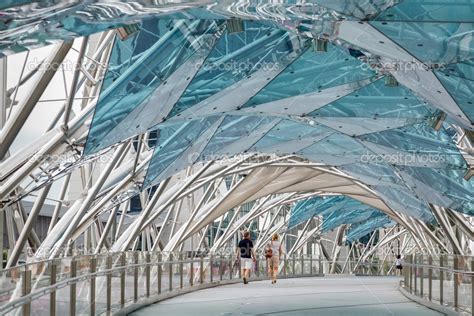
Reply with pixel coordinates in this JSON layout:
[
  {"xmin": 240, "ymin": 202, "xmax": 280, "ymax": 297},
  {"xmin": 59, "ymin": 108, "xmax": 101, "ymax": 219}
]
[
  {"xmin": 311, "ymin": 77, "xmax": 432, "ymax": 118},
  {"xmin": 346, "ymin": 216, "xmax": 395, "ymax": 242},
  {"xmin": 398, "ymin": 166, "xmax": 473, "ymax": 215},
  {"xmin": 85, "ymin": 19, "xmax": 218, "ymax": 154},
  {"xmin": 168, "ymin": 21, "xmax": 297, "ymax": 117},
  {"xmin": 371, "ymin": 21, "xmax": 474, "ymax": 64},
  {"xmin": 375, "ymin": 1, "xmax": 474, "ymax": 22},
  {"xmin": 358, "ymin": 122, "xmax": 468, "ymax": 169},
  {"xmin": 144, "ymin": 116, "xmax": 220, "ymax": 187},
  {"xmin": 299, "ymin": 133, "xmax": 370, "ymax": 166},
  {"xmin": 243, "ymin": 44, "xmax": 375, "ymax": 108},
  {"xmin": 436, "ymin": 71, "xmax": 474, "ymax": 123}
]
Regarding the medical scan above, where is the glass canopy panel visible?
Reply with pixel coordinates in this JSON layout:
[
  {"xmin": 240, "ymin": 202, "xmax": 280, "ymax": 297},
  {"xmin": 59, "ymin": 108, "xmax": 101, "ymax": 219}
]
[
  {"xmin": 310, "ymin": 77, "xmax": 432, "ymax": 118},
  {"xmin": 339, "ymin": 162, "xmax": 404, "ymax": 187},
  {"xmin": 398, "ymin": 166, "xmax": 474, "ymax": 215},
  {"xmin": 298, "ymin": 133, "xmax": 372, "ymax": 166},
  {"xmin": 321, "ymin": 209, "xmax": 373, "ymax": 232},
  {"xmin": 374, "ymin": 184, "xmax": 435, "ymax": 222},
  {"xmin": 249, "ymin": 120, "xmax": 334, "ymax": 153},
  {"xmin": 242, "ymin": 44, "xmax": 376, "ymax": 108},
  {"xmin": 0, "ymin": 2, "xmax": 219, "ymax": 54},
  {"xmin": 288, "ymin": 195, "xmax": 346, "ymax": 228},
  {"xmin": 168, "ymin": 20, "xmax": 297, "ymax": 117},
  {"xmin": 85, "ymin": 19, "xmax": 218, "ymax": 154},
  {"xmin": 358, "ymin": 122, "xmax": 468, "ymax": 169},
  {"xmin": 289, "ymin": 195, "xmax": 390, "ymax": 232},
  {"xmin": 321, "ymin": 201, "xmax": 381, "ymax": 232},
  {"xmin": 374, "ymin": 0, "xmax": 474, "ymax": 22},
  {"xmin": 346, "ymin": 215, "xmax": 395, "ymax": 242},
  {"xmin": 435, "ymin": 71, "xmax": 474, "ymax": 123},
  {"xmin": 143, "ymin": 116, "xmax": 220, "ymax": 188},
  {"xmin": 370, "ymin": 21, "xmax": 474, "ymax": 64},
  {"xmin": 199, "ymin": 115, "xmax": 274, "ymax": 158},
  {"xmin": 442, "ymin": 60, "xmax": 474, "ymax": 81},
  {"xmin": 311, "ymin": 0, "xmax": 394, "ymax": 19}
]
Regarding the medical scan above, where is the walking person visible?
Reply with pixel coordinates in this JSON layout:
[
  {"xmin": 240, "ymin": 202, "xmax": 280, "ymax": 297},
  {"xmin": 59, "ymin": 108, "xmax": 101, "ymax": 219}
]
[
  {"xmin": 236, "ymin": 230, "xmax": 256, "ymax": 284},
  {"xmin": 395, "ymin": 254, "xmax": 403, "ymax": 276},
  {"xmin": 265, "ymin": 233, "xmax": 283, "ymax": 284}
]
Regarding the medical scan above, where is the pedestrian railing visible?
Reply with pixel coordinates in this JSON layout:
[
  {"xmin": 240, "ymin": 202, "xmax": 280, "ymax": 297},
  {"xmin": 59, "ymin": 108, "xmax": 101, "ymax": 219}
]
[
  {"xmin": 0, "ymin": 252, "xmax": 327, "ymax": 315},
  {"xmin": 3, "ymin": 252, "xmax": 461, "ymax": 315},
  {"xmin": 402, "ymin": 254, "xmax": 473, "ymax": 315}
]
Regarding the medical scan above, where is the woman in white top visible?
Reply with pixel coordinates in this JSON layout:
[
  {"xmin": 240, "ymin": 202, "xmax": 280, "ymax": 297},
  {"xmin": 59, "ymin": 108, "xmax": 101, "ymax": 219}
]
[{"xmin": 266, "ymin": 233, "xmax": 283, "ymax": 284}]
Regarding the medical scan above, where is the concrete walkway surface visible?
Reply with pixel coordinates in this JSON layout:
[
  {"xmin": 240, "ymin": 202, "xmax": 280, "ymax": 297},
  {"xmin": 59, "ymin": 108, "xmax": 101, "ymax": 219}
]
[{"xmin": 131, "ymin": 276, "xmax": 443, "ymax": 316}]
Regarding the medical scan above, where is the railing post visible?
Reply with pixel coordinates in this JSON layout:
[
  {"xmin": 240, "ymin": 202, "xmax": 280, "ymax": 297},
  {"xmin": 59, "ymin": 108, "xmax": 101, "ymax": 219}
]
[
  {"xmin": 169, "ymin": 253, "xmax": 173, "ymax": 292},
  {"xmin": 200, "ymin": 255, "xmax": 204, "ymax": 284},
  {"xmin": 428, "ymin": 256, "xmax": 432, "ymax": 301},
  {"xmin": 120, "ymin": 253, "xmax": 125, "ymax": 307},
  {"xmin": 237, "ymin": 255, "xmax": 241, "ymax": 279},
  {"xmin": 210, "ymin": 254, "xmax": 214, "ymax": 283},
  {"xmin": 453, "ymin": 256, "xmax": 458, "ymax": 310},
  {"xmin": 310, "ymin": 255, "xmax": 313, "ymax": 275},
  {"xmin": 146, "ymin": 252, "xmax": 151, "ymax": 297},
  {"xmin": 90, "ymin": 256, "xmax": 96, "ymax": 315},
  {"xmin": 255, "ymin": 254, "xmax": 260, "ymax": 278},
  {"xmin": 229, "ymin": 256, "xmax": 234, "ymax": 280},
  {"xmin": 190, "ymin": 255, "xmax": 195, "ymax": 285},
  {"xmin": 179, "ymin": 253, "xmax": 183, "ymax": 289},
  {"xmin": 319, "ymin": 256, "xmax": 322, "ymax": 276},
  {"xmin": 471, "ymin": 259, "xmax": 473, "ymax": 314},
  {"xmin": 404, "ymin": 258, "xmax": 408, "ymax": 288},
  {"xmin": 284, "ymin": 254, "xmax": 287, "ymax": 278},
  {"xmin": 134, "ymin": 252, "xmax": 138, "ymax": 301},
  {"xmin": 50, "ymin": 260, "xmax": 57, "ymax": 316},
  {"xmin": 300, "ymin": 254, "xmax": 304, "ymax": 275},
  {"xmin": 414, "ymin": 255, "xmax": 417, "ymax": 294},
  {"xmin": 70, "ymin": 258, "xmax": 77, "ymax": 316},
  {"xmin": 419, "ymin": 254, "xmax": 423, "ymax": 297},
  {"xmin": 292, "ymin": 255, "xmax": 296, "ymax": 277},
  {"xmin": 157, "ymin": 253, "xmax": 162, "ymax": 294},
  {"xmin": 106, "ymin": 255, "xmax": 112, "ymax": 312},
  {"xmin": 21, "ymin": 269, "xmax": 31, "ymax": 316},
  {"xmin": 407, "ymin": 255, "xmax": 411, "ymax": 291},
  {"xmin": 439, "ymin": 255, "xmax": 444, "ymax": 305}
]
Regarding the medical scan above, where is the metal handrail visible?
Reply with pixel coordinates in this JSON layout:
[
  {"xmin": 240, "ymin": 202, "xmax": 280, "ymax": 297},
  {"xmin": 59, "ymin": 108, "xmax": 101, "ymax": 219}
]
[
  {"xmin": 403, "ymin": 262, "xmax": 474, "ymax": 276},
  {"xmin": 0, "ymin": 253, "xmax": 323, "ymax": 315},
  {"xmin": 1, "ymin": 253, "xmax": 471, "ymax": 315},
  {"xmin": 402, "ymin": 254, "xmax": 473, "ymax": 314}
]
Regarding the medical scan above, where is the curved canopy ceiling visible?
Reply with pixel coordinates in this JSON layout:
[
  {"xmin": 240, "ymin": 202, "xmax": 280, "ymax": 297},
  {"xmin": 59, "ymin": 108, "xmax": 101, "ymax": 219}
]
[{"xmin": 0, "ymin": 1, "xmax": 473, "ymax": 247}]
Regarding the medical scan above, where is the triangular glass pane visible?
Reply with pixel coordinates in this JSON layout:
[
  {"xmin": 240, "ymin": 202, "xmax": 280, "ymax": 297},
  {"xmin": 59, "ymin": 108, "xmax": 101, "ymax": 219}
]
[
  {"xmin": 85, "ymin": 19, "xmax": 218, "ymax": 154},
  {"xmin": 242, "ymin": 44, "xmax": 375, "ymax": 108},
  {"xmin": 346, "ymin": 216, "xmax": 395, "ymax": 242},
  {"xmin": 311, "ymin": 77, "xmax": 432, "ymax": 118},
  {"xmin": 167, "ymin": 20, "xmax": 298, "ymax": 118},
  {"xmin": 397, "ymin": 166, "xmax": 473, "ymax": 215},
  {"xmin": 436, "ymin": 70, "xmax": 474, "ymax": 123},
  {"xmin": 200, "ymin": 115, "xmax": 275, "ymax": 158},
  {"xmin": 374, "ymin": 1, "xmax": 474, "ymax": 22},
  {"xmin": 371, "ymin": 21, "xmax": 474, "ymax": 64},
  {"xmin": 298, "ymin": 132, "xmax": 371, "ymax": 166},
  {"xmin": 143, "ymin": 116, "xmax": 220, "ymax": 188},
  {"xmin": 250, "ymin": 120, "xmax": 334, "ymax": 154},
  {"xmin": 358, "ymin": 122, "xmax": 468, "ymax": 169}
]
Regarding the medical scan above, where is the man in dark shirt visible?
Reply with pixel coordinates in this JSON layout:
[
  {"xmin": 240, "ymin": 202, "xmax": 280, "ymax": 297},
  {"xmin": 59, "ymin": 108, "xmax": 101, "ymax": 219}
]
[{"xmin": 236, "ymin": 230, "xmax": 256, "ymax": 284}]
